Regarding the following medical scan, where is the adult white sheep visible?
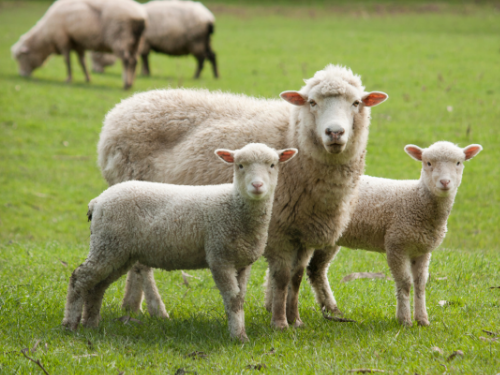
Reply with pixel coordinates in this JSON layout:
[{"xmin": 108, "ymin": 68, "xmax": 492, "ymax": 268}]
[
  {"xmin": 11, "ymin": 0, "xmax": 147, "ymax": 89},
  {"xmin": 90, "ymin": 0, "xmax": 218, "ymax": 79},
  {"xmin": 98, "ymin": 65, "xmax": 389, "ymax": 329},
  {"xmin": 306, "ymin": 141, "xmax": 482, "ymax": 326},
  {"xmin": 62, "ymin": 143, "xmax": 297, "ymax": 342}
]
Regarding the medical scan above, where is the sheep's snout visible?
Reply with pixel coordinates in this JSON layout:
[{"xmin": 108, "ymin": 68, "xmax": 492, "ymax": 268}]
[
  {"xmin": 248, "ymin": 179, "xmax": 267, "ymax": 198},
  {"xmin": 439, "ymin": 179, "xmax": 451, "ymax": 190}
]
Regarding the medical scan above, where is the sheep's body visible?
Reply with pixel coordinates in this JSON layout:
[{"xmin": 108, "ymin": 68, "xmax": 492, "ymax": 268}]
[
  {"xmin": 98, "ymin": 65, "xmax": 388, "ymax": 329},
  {"xmin": 310, "ymin": 141, "xmax": 482, "ymax": 326},
  {"xmin": 11, "ymin": 0, "xmax": 147, "ymax": 89},
  {"xmin": 63, "ymin": 143, "xmax": 295, "ymax": 341},
  {"xmin": 91, "ymin": 0, "xmax": 218, "ymax": 78}
]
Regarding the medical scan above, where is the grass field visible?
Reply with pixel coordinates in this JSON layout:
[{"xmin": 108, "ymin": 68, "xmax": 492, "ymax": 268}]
[{"xmin": 1, "ymin": 1, "xmax": 499, "ymax": 374}]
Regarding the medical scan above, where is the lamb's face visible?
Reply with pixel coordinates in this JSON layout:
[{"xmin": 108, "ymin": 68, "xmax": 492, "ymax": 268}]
[
  {"xmin": 11, "ymin": 40, "xmax": 44, "ymax": 77},
  {"xmin": 215, "ymin": 144, "xmax": 298, "ymax": 201},
  {"xmin": 405, "ymin": 142, "xmax": 483, "ymax": 198}
]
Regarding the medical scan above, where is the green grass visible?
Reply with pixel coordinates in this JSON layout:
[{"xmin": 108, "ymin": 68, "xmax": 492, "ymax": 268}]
[{"xmin": 1, "ymin": 1, "xmax": 499, "ymax": 374}]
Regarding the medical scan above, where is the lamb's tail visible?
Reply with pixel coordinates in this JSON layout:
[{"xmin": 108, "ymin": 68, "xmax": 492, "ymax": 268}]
[{"xmin": 87, "ymin": 199, "xmax": 98, "ymax": 222}]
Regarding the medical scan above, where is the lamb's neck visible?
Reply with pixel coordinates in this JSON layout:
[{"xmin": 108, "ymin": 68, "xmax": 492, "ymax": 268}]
[
  {"xmin": 231, "ymin": 190, "xmax": 274, "ymax": 227},
  {"xmin": 417, "ymin": 180, "xmax": 456, "ymax": 227}
]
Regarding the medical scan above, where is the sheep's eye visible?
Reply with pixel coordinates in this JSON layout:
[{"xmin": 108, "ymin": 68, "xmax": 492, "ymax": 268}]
[
  {"xmin": 353, "ymin": 100, "xmax": 360, "ymax": 107},
  {"xmin": 309, "ymin": 100, "xmax": 317, "ymax": 107},
  {"xmin": 239, "ymin": 164, "xmax": 243, "ymax": 169},
  {"xmin": 427, "ymin": 162, "xmax": 431, "ymax": 167},
  {"xmin": 457, "ymin": 161, "xmax": 460, "ymax": 166},
  {"xmin": 270, "ymin": 164, "xmax": 275, "ymax": 168}
]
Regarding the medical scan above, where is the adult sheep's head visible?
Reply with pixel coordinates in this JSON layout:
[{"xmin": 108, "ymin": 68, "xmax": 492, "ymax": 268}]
[
  {"xmin": 280, "ymin": 65, "xmax": 388, "ymax": 159},
  {"xmin": 11, "ymin": 38, "xmax": 46, "ymax": 77}
]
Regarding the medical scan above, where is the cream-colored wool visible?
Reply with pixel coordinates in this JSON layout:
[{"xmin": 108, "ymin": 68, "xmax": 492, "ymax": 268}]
[
  {"xmin": 308, "ymin": 141, "xmax": 482, "ymax": 326},
  {"xmin": 11, "ymin": 0, "xmax": 147, "ymax": 89},
  {"xmin": 91, "ymin": 0, "xmax": 218, "ymax": 78},
  {"xmin": 98, "ymin": 64, "xmax": 389, "ymax": 329},
  {"xmin": 63, "ymin": 143, "xmax": 297, "ymax": 342}
]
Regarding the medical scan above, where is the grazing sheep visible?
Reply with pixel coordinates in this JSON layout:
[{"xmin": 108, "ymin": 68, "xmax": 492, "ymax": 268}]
[
  {"xmin": 98, "ymin": 65, "xmax": 389, "ymax": 329},
  {"xmin": 307, "ymin": 141, "xmax": 482, "ymax": 326},
  {"xmin": 62, "ymin": 143, "xmax": 297, "ymax": 342},
  {"xmin": 90, "ymin": 0, "xmax": 218, "ymax": 79},
  {"xmin": 11, "ymin": 0, "xmax": 147, "ymax": 89},
  {"xmin": 90, "ymin": 52, "xmax": 118, "ymax": 74}
]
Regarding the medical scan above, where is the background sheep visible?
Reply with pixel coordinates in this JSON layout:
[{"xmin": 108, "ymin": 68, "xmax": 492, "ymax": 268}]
[
  {"xmin": 90, "ymin": 0, "xmax": 218, "ymax": 79},
  {"xmin": 63, "ymin": 143, "xmax": 298, "ymax": 342},
  {"xmin": 308, "ymin": 141, "xmax": 483, "ymax": 326},
  {"xmin": 11, "ymin": 0, "xmax": 147, "ymax": 89},
  {"xmin": 98, "ymin": 65, "xmax": 388, "ymax": 329}
]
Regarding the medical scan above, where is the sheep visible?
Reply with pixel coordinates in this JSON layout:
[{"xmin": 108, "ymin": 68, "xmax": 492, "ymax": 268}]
[
  {"xmin": 90, "ymin": 52, "xmax": 118, "ymax": 74},
  {"xmin": 11, "ymin": 0, "xmax": 147, "ymax": 89},
  {"xmin": 98, "ymin": 64, "xmax": 389, "ymax": 329},
  {"xmin": 62, "ymin": 143, "xmax": 298, "ymax": 342},
  {"xmin": 90, "ymin": 0, "xmax": 218, "ymax": 79},
  {"xmin": 306, "ymin": 141, "xmax": 483, "ymax": 326}
]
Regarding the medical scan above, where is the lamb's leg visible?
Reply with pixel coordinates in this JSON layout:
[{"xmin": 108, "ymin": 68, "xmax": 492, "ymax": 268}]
[
  {"xmin": 210, "ymin": 265, "xmax": 249, "ymax": 342},
  {"xmin": 411, "ymin": 253, "xmax": 431, "ymax": 326},
  {"xmin": 286, "ymin": 246, "xmax": 314, "ymax": 327},
  {"xmin": 142, "ymin": 267, "xmax": 169, "ymax": 319},
  {"xmin": 263, "ymin": 268, "xmax": 273, "ymax": 312},
  {"xmin": 193, "ymin": 55, "xmax": 205, "ymax": 79},
  {"xmin": 121, "ymin": 263, "xmax": 146, "ymax": 313},
  {"xmin": 62, "ymin": 49, "xmax": 72, "ymax": 83},
  {"xmin": 76, "ymin": 48, "xmax": 90, "ymax": 82},
  {"xmin": 82, "ymin": 260, "xmax": 134, "ymax": 328},
  {"xmin": 141, "ymin": 53, "xmax": 150, "ymax": 76},
  {"xmin": 386, "ymin": 249, "xmax": 413, "ymax": 326},
  {"xmin": 266, "ymin": 258, "xmax": 291, "ymax": 330},
  {"xmin": 307, "ymin": 245, "xmax": 343, "ymax": 318}
]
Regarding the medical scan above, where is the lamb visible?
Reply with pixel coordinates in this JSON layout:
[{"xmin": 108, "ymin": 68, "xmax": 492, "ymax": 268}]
[
  {"xmin": 306, "ymin": 141, "xmax": 482, "ymax": 327},
  {"xmin": 11, "ymin": 0, "xmax": 147, "ymax": 89},
  {"xmin": 98, "ymin": 65, "xmax": 389, "ymax": 329},
  {"xmin": 62, "ymin": 143, "xmax": 298, "ymax": 342},
  {"xmin": 90, "ymin": 0, "xmax": 218, "ymax": 79}
]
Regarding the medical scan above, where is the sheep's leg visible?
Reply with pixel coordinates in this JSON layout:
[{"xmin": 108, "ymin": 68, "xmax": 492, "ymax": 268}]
[
  {"xmin": 307, "ymin": 245, "xmax": 343, "ymax": 318},
  {"xmin": 266, "ymin": 258, "xmax": 291, "ymax": 330},
  {"xmin": 386, "ymin": 249, "xmax": 413, "ymax": 326},
  {"xmin": 210, "ymin": 265, "xmax": 249, "ymax": 342},
  {"xmin": 207, "ymin": 47, "xmax": 218, "ymax": 78},
  {"xmin": 75, "ymin": 48, "xmax": 90, "ymax": 82},
  {"xmin": 411, "ymin": 253, "xmax": 431, "ymax": 326},
  {"xmin": 82, "ymin": 260, "xmax": 134, "ymax": 328},
  {"xmin": 263, "ymin": 268, "xmax": 273, "ymax": 313},
  {"xmin": 120, "ymin": 51, "xmax": 137, "ymax": 90},
  {"xmin": 142, "ymin": 267, "xmax": 169, "ymax": 319},
  {"xmin": 140, "ymin": 53, "xmax": 150, "ymax": 76},
  {"xmin": 286, "ymin": 246, "xmax": 314, "ymax": 327},
  {"xmin": 193, "ymin": 55, "xmax": 205, "ymax": 79},
  {"xmin": 122, "ymin": 263, "xmax": 146, "ymax": 313},
  {"xmin": 62, "ymin": 49, "xmax": 72, "ymax": 83}
]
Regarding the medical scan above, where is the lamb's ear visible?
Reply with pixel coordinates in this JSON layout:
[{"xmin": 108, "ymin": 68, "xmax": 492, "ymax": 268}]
[
  {"xmin": 404, "ymin": 145, "xmax": 423, "ymax": 161},
  {"xmin": 361, "ymin": 91, "xmax": 389, "ymax": 107},
  {"xmin": 277, "ymin": 148, "xmax": 298, "ymax": 163},
  {"xmin": 215, "ymin": 149, "xmax": 235, "ymax": 164},
  {"xmin": 463, "ymin": 144, "xmax": 482, "ymax": 160},
  {"xmin": 280, "ymin": 91, "xmax": 307, "ymax": 106}
]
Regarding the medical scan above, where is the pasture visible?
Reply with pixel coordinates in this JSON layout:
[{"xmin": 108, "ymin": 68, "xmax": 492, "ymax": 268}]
[{"xmin": 1, "ymin": 1, "xmax": 499, "ymax": 373}]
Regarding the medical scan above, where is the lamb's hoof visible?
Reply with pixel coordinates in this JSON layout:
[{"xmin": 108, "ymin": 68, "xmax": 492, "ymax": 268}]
[
  {"xmin": 399, "ymin": 319, "xmax": 413, "ymax": 327},
  {"xmin": 270, "ymin": 320, "xmax": 289, "ymax": 330},
  {"xmin": 62, "ymin": 321, "xmax": 79, "ymax": 332},
  {"xmin": 236, "ymin": 333, "xmax": 249, "ymax": 343},
  {"xmin": 322, "ymin": 306, "xmax": 344, "ymax": 319},
  {"xmin": 417, "ymin": 318, "xmax": 430, "ymax": 327},
  {"xmin": 293, "ymin": 319, "xmax": 305, "ymax": 328}
]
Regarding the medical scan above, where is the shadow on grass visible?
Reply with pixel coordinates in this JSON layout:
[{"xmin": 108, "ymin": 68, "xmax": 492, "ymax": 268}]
[{"xmin": 0, "ymin": 73, "xmax": 123, "ymax": 91}]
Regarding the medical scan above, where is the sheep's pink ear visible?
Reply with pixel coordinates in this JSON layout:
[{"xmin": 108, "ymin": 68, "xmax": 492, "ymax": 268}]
[
  {"xmin": 280, "ymin": 91, "xmax": 307, "ymax": 106},
  {"xmin": 215, "ymin": 149, "xmax": 235, "ymax": 164},
  {"xmin": 278, "ymin": 148, "xmax": 298, "ymax": 163},
  {"xmin": 404, "ymin": 145, "xmax": 423, "ymax": 161},
  {"xmin": 362, "ymin": 91, "xmax": 388, "ymax": 107},
  {"xmin": 463, "ymin": 144, "xmax": 482, "ymax": 160}
]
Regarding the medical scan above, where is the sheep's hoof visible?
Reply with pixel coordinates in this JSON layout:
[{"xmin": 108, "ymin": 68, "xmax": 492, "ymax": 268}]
[
  {"xmin": 399, "ymin": 319, "xmax": 413, "ymax": 327},
  {"xmin": 322, "ymin": 306, "xmax": 344, "ymax": 319},
  {"xmin": 293, "ymin": 319, "xmax": 305, "ymax": 328},
  {"xmin": 416, "ymin": 318, "xmax": 430, "ymax": 327},
  {"xmin": 62, "ymin": 321, "xmax": 79, "ymax": 332},
  {"xmin": 270, "ymin": 320, "xmax": 289, "ymax": 330},
  {"xmin": 236, "ymin": 333, "xmax": 249, "ymax": 343}
]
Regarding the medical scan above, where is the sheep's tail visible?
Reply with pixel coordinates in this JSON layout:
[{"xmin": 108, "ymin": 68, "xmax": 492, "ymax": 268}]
[{"xmin": 87, "ymin": 199, "xmax": 97, "ymax": 222}]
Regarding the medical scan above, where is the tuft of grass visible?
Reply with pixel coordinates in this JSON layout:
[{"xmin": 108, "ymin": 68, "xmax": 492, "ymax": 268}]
[{"xmin": 1, "ymin": 1, "xmax": 499, "ymax": 374}]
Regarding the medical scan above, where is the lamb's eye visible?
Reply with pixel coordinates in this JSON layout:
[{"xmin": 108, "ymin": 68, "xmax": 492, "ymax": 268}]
[
  {"xmin": 427, "ymin": 162, "xmax": 431, "ymax": 167},
  {"xmin": 457, "ymin": 161, "xmax": 461, "ymax": 166},
  {"xmin": 239, "ymin": 164, "xmax": 243, "ymax": 169},
  {"xmin": 309, "ymin": 100, "xmax": 317, "ymax": 107},
  {"xmin": 270, "ymin": 164, "xmax": 275, "ymax": 168},
  {"xmin": 353, "ymin": 100, "xmax": 360, "ymax": 107}
]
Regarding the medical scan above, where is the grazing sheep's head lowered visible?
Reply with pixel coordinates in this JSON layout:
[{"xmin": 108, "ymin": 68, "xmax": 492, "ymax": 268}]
[
  {"xmin": 216, "ymin": 143, "xmax": 298, "ymax": 200},
  {"xmin": 11, "ymin": 38, "xmax": 46, "ymax": 77},
  {"xmin": 405, "ymin": 141, "xmax": 482, "ymax": 197},
  {"xmin": 280, "ymin": 64, "xmax": 388, "ymax": 155}
]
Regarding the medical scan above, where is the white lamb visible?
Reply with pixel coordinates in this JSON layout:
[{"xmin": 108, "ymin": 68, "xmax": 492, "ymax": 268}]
[
  {"xmin": 308, "ymin": 141, "xmax": 482, "ymax": 326},
  {"xmin": 62, "ymin": 143, "xmax": 297, "ymax": 342},
  {"xmin": 11, "ymin": 0, "xmax": 147, "ymax": 89},
  {"xmin": 98, "ymin": 65, "xmax": 389, "ymax": 329}
]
